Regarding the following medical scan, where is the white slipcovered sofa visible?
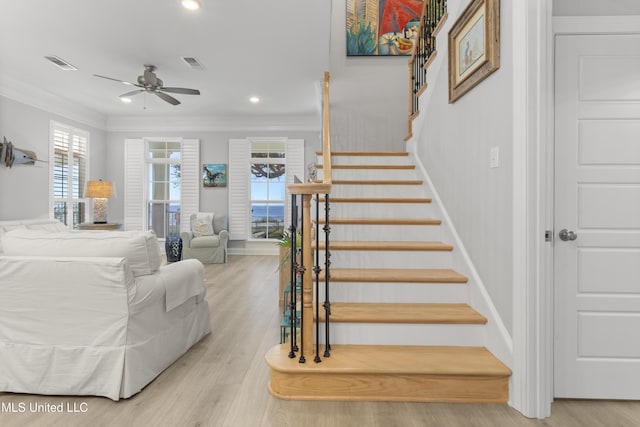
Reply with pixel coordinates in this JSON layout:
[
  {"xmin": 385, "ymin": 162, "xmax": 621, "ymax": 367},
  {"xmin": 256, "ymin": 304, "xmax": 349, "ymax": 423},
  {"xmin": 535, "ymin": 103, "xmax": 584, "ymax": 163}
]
[{"xmin": 0, "ymin": 226, "xmax": 211, "ymax": 400}]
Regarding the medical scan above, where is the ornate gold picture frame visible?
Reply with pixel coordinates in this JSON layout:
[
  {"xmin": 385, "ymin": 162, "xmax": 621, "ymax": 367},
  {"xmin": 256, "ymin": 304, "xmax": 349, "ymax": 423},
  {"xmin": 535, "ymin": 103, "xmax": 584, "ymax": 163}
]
[{"xmin": 448, "ymin": 0, "xmax": 500, "ymax": 103}]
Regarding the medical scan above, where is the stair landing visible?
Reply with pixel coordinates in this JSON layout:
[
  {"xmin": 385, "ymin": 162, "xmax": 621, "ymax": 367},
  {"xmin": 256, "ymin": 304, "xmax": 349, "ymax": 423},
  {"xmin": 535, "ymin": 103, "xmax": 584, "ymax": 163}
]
[{"xmin": 266, "ymin": 344, "xmax": 511, "ymax": 403}]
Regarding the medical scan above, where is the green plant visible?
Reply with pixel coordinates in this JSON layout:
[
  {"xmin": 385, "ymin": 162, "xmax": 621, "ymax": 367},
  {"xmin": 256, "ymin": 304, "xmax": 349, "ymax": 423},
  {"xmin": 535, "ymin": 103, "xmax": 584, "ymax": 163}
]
[
  {"xmin": 347, "ymin": 19, "xmax": 377, "ymax": 56},
  {"xmin": 276, "ymin": 229, "xmax": 301, "ymax": 271}
]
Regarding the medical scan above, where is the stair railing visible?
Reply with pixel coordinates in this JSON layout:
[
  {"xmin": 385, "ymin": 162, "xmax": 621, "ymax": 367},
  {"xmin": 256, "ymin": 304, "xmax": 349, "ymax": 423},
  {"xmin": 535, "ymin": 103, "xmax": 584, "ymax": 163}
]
[
  {"xmin": 407, "ymin": 0, "xmax": 448, "ymax": 138},
  {"xmin": 286, "ymin": 72, "xmax": 332, "ymax": 363}
]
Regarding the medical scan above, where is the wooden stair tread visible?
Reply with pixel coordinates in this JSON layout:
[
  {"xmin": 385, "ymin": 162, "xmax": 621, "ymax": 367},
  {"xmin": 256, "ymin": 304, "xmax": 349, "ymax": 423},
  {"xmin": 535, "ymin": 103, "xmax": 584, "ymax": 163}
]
[
  {"xmin": 320, "ymin": 179, "xmax": 423, "ymax": 185},
  {"xmin": 314, "ymin": 241, "xmax": 453, "ymax": 251},
  {"xmin": 319, "ymin": 197, "xmax": 431, "ymax": 204},
  {"xmin": 321, "ymin": 303, "xmax": 487, "ymax": 324},
  {"xmin": 316, "ymin": 164, "xmax": 415, "ymax": 170},
  {"xmin": 321, "ymin": 268, "xmax": 467, "ymax": 283},
  {"xmin": 316, "ymin": 151, "xmax": 409, "ymax": 156},
  {"xmin": 316, "ymin": 218, "xmax": 441, "ymax": 225},
  {"xmin": 266, "ymin": 344, "xmax": 510, "ymax": 377}
]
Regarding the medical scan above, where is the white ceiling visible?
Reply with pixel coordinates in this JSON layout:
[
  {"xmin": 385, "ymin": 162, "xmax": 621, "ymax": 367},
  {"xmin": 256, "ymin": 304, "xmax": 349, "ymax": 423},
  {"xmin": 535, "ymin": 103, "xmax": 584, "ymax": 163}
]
[{"xmin": 0, "ymin": 0, "xmax": 331, "ymax": 121}]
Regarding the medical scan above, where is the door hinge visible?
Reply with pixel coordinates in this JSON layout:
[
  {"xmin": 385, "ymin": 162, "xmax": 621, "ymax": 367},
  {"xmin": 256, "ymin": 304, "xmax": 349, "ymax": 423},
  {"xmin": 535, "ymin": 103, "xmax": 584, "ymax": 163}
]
[{"xmin": 545, "ymin": 230, "xmax": 553, "ymax": 242}]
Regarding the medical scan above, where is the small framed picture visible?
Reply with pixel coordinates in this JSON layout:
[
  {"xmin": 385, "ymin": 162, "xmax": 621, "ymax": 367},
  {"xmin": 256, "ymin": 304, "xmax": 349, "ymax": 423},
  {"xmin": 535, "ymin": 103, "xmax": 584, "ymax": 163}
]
[
  {"xmin": 448, "ymin": 0, "xmax": 500, "ymax": 103},
  {"xmin": 202, "ymin": 163, "xmax": 227, "ymax": 187}
]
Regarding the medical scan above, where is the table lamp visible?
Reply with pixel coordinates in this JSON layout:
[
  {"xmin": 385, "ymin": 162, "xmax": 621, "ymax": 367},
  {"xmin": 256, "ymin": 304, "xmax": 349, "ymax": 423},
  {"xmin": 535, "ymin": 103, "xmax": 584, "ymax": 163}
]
[{"xmin": 85, "ymin": 180, "xmax": 115, "ymax": 224}]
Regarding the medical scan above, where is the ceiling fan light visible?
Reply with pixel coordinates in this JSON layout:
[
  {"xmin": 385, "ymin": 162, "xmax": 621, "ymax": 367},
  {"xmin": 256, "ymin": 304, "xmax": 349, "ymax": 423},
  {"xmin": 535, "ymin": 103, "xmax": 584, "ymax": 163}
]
[
  {"xmin": 249, "ymin": 96, "xmax": 260, "ymax": 104},
  {"xmin": 120, "ymin": 97, "xmax": 132, "ymax": 104},
  {"xmin": 181, "ymin": 0, "xmax": 201, "ymax": 11}
]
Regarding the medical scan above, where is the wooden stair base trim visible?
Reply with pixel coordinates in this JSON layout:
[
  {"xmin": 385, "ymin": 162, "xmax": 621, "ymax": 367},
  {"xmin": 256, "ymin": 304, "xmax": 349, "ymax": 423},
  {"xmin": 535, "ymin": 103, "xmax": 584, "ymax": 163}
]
[
  {"xmin": 266, "ymin": 344, "xmax": 510, "ymax": 403},
  {"xmin": 320, "ymin": 268, "xmax": 468, "ymax": 283},
  {"xmin": 316, "ymin": 164, "xmax": 415, "ymax": 170},
  {"xmin": 269, "ymin": 371, "xmax": 509, "ymax": 403},
  {"xmin": 316, "ymin": 151, "xmax": 409, "ymax": 156},
  {"xmin": 315, "ymin": 218, "xmax": 441, "ymax": 225},
  {"xmin": 321, "ymin": 303, "xmax": 487, "ymax": 324},
  {"xmin": 319, "ymin": 197, "xmax": 432, "ymax": 204},
  {"xmin": 314, "ymin": 241, "xmax": 454, "ymax": 251}
]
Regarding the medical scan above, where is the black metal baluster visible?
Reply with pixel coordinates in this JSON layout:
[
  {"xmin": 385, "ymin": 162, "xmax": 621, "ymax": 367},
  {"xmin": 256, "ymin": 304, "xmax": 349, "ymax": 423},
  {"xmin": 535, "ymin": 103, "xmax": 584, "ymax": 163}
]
[
  {"xmin": 313, "ymin": 193, "xmax": 322, "ymax": 363},
  {"xmin": 323, "ymin": 194, "xmax": 331, "ymax": 357},
  {"xmin": 288, "ymin": 193, "xmax": 298, "ymax": 358},
  {"xmin": 298, "ymin": 197, "xmax": 306, "ymax": 364}
]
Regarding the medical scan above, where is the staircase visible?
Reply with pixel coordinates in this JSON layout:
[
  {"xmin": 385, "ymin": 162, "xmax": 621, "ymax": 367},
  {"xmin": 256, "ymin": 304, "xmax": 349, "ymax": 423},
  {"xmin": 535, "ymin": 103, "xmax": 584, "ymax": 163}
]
[{"xmin": 265, "ymin": 151, "xmax": 511, "ymax": 402}]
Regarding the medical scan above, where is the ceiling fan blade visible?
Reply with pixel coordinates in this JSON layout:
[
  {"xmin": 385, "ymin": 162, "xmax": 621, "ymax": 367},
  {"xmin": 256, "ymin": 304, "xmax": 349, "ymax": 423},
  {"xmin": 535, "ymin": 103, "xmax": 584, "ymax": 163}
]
[
  {"xmin": 119, "ymin": 90, "xmax": 145, "ymax": 98},
  {"xmin": 155, "ymin": 91, "xmax": 180, "ymax": 106},
  {"xmin": 161, "ymin": 87, "xmax": 200, "ymax": 95},
  {"xmin": 93, "ymin": 74, "xmax": 140, "ymax": 87}
]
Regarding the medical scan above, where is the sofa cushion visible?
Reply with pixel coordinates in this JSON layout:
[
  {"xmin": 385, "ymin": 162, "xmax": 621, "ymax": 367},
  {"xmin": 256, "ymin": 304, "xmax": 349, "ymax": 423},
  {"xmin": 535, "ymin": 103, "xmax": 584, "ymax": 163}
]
[
  {"xmin": 192, "ymin": 214, "xmax": 214, "ymax": 237},
  {"xmin": 191, "ymin": 235, "xmax": 221, "ymax": 248},
  {"xmin": 2, "ymin": 230, "xmax": 161, "ymax": 277},
  {"xmin": 0, "ymin": 219, "xmax": 66, "ymax": 254}
]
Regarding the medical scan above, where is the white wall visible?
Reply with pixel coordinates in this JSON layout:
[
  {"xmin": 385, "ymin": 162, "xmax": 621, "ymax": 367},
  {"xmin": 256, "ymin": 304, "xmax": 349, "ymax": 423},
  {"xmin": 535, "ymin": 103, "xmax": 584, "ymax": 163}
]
[
  {"xmin": 0, "ymin": 95, "xmax": 106, "ymax": 220},
  {"xmin": 329, "ymin": 0, "xmax": 411, "ymax": 152},
  {"xmin": 554, "ymin": 0, "xmax": 640, "ymax": 16},
  {"xmin": 412, "ymin": 0, "xmax": 515, "ymax": 333}
]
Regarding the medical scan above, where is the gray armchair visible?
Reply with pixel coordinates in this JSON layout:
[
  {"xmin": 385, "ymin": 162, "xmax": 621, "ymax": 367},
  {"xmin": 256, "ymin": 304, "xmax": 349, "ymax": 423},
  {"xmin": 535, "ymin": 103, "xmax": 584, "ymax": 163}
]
[{"xmin": 181, "ymin": 212, "xmax": 228, "ymax": 264}]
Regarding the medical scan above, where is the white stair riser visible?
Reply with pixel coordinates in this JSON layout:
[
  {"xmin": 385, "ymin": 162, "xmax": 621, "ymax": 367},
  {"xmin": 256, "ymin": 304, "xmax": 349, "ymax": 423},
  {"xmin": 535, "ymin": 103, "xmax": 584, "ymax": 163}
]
[
  {"xmin": 316, "ymin": 323, "xmax": 485, "ymax": 346},
  {"xmin": 321, "ymin": 250, "xmax": 453, "ymax": 269},
  {"xmin": 319, "ymin": 282, "xmax": 468, "ymax": 303},
  {"xmin": 314, "ymin": 203, "xmax": 433, "ymax": 218},
  {"xmin": 318, "ymin": 169, "xmax": 417, "ymax": 181},
  {"xmin": 318, "ymin": 155, "xmax": 413, "ymax": 166},
  {"xmin": 324, "ymin": 224, "xmax": 442, "ymax": 241},
  {"xmin": 330, "ymin": 185, "xmax": 427, "ymax": 198}
]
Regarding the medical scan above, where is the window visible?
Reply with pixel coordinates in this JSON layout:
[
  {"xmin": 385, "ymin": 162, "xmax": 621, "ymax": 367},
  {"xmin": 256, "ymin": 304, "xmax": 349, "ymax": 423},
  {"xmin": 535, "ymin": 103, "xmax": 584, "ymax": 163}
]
[
  {"xmin": 250, "ymin": 141, "xmax": 286, "ymax": 239},
  {"xmin": 50, "ymin": 122, "xmax": 89, "ymax": 229},
  {"xmin": 147, "ymin": 140, "xmax": 181, "ymax": 239},
  {"xmin": 124, "ymin": 138, "xmax": 199, "ymax": 236},
  {"xmin": 228, "ymin": 138, "xmax": 304, "ymax": 241}
]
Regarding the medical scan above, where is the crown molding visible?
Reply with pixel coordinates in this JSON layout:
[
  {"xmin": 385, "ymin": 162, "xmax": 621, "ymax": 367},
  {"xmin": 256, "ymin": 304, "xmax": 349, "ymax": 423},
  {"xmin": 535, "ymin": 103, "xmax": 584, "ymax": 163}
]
[
  {"xmin": 105, "ymin": 113, "xmax": 321, "ymax": 133},
  {"xmin": 0, "ymin": 77, "xmax": 107, "ymax": 130}
]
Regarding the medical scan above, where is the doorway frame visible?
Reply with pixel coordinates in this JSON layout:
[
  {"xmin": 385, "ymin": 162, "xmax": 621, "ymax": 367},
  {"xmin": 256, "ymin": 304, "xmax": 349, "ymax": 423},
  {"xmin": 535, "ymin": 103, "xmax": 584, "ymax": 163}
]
[{"xmin": 512, "ymin": 11, "xmax": 640, "ymax": 418}]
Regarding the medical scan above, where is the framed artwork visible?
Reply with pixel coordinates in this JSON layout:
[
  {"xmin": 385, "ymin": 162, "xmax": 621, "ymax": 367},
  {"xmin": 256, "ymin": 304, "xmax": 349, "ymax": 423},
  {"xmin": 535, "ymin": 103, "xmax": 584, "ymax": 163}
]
[
  {"xmin": 202, "ymin": 163, "xmax": 227, "ymax": 187},
  {"xmin": 448, "ymin": 0, "xmax": 500, "ymax": 103},
  {"xmin": 346, "ymin": 0, "xmax": 424, "ymax": 56}
]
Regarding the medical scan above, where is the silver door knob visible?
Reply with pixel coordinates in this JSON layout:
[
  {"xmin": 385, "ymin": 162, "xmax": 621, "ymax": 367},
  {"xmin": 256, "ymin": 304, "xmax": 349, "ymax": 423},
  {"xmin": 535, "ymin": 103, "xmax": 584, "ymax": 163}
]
[{"xmin": 559, "ymin": 229, "xmax": 578, "ymax": 241}]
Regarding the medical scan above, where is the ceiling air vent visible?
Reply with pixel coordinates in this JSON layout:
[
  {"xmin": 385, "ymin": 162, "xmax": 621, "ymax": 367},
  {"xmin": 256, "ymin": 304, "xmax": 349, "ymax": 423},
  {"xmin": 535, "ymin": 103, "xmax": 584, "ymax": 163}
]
[
  {"xmin": 44, "ymin": 56, "xmax": 77, "ymax": 71},
  {"xmin": 181, "ymin": 56, "xmax": 205, "ymax": 70}
]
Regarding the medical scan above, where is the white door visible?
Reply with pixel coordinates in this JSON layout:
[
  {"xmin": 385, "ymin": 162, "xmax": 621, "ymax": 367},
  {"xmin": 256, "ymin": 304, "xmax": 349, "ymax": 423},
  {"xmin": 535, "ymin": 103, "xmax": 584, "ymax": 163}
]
[{"xmin": 554, "ymin": 34, "xmax": 640, "ymax": 399}]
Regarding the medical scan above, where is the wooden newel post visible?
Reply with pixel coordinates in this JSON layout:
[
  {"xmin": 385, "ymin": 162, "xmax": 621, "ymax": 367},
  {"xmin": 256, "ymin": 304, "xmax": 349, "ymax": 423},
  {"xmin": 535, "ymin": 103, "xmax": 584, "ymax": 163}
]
[
  {"xmin": 301, "ymin": 194, "xmax": 314, "ymax": 357},
  {"xmin": 288, "ymin": 182, "xmax": 331, "ymax": 359}
]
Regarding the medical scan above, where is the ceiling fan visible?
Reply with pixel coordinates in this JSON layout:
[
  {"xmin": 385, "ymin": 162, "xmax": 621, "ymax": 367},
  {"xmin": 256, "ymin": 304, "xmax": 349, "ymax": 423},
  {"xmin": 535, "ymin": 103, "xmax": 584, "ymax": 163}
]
[{"xmin": 94, "ymin": 64, "xmax": 200, "ymax": 106}]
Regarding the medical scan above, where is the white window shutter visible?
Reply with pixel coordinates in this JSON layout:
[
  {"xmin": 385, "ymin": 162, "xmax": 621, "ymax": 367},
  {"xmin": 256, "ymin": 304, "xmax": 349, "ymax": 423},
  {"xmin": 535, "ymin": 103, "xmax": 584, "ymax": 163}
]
[
  {"xmin": 285, "ymin": 139, "xmax": 305, "ymax": 229},
  {"xmin": 228, "ymin": 139, "xmax": 250, "ymax": 240},
  {"xmin": 181, "ymin": 139, "xmax": 200, "ymax": 233},
  {"xmin": 124, "ymin": 138, "xmax": 145, "ymax": 231}
]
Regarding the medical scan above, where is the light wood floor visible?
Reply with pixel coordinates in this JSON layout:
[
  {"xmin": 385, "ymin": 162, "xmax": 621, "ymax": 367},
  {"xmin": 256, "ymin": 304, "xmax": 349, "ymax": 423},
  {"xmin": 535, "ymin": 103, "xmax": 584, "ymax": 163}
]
[{"xmin": 1, "ymin": 255, "xmax": 639, "ymax": 427}]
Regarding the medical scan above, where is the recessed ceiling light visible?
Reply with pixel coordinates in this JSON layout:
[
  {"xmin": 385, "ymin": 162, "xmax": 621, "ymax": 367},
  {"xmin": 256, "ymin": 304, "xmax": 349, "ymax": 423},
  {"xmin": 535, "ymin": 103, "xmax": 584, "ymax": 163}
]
[
  {"xmin": 181, "ymin": 0, "xmax": 201, "ymax": 10},
  {"xmin": 249, "ymin": 96, "xmax": 260, "ymax": 104},
  {"xmin": 120, "ymin": 97, "xmax": 132, "ymax": 104}
]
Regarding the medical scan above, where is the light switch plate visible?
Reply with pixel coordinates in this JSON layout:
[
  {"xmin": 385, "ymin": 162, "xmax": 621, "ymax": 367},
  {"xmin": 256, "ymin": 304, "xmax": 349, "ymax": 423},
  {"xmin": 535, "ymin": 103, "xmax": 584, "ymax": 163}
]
[{"xmin": 490, "ymin": 146, "xmax": 499, "ymax": 168}]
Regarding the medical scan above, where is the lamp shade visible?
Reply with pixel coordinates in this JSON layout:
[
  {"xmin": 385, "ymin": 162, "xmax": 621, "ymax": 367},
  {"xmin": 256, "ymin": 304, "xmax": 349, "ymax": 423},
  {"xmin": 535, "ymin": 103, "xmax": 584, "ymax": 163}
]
[{"xmin": 84, "ymin": 180, "xmax": 115, "ymax": 198}]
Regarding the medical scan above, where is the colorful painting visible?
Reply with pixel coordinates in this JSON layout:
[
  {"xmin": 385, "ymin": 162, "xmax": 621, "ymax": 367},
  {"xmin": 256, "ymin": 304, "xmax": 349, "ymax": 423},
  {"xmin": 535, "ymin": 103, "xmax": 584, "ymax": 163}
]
[
  {"xmin": 346, "ymin": 0, "xmax": 424, "ymax": 56},
  {"xmin": 202, "ymin": 163, "xmax": 227, "ymax": 187}
]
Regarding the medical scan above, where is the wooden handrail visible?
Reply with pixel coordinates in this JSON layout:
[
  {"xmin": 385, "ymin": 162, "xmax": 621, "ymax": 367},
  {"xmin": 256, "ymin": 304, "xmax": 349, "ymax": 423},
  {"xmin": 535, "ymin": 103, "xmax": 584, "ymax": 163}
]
[{"xmin": 322, "ymin": 71, "xmax": 332, "ymax": 185}]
